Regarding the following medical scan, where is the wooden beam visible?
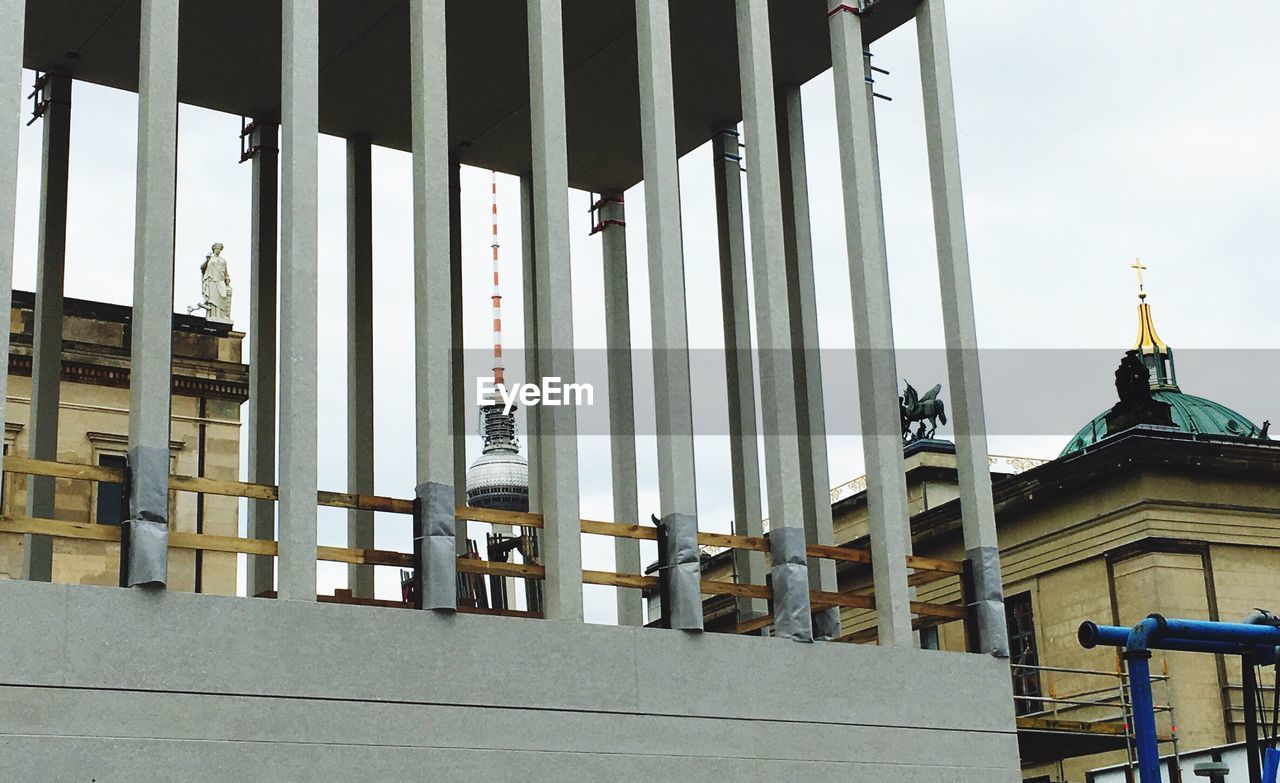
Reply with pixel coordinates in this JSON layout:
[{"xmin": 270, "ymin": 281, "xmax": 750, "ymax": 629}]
[
  {"xmin": 735, "ymin": 613, "xmax": 775, "ymax": 634},
  {"xmin": 317, "ymin": 490, "xmax": 413, "ymax": 514},
  {"xmin": 456, "ymin": 505, "xmax": 545, "ymax": 528},
  {"xmin": 580, "ymin": 518, "xmax": 655, "ymax": 541},
  {"xmin": 456, "ymin": 558, "xmax": 546, "ymax": 579},
  {"xmin": 906, "ymin": 554, "xmax": 964, "ymax": 575},
  {"xmin": 700, "ymin": 579, "xmax": 770, "ymax": 599},
  {"xmin": 910, "ymin": 600, "xmax": 967, "ymax": 620},
  {"xmin": 698, "ymin": 531, "xmax": 768, "ymax": 552},
  {"xmin": 811, "ymin": 589, "xmax": 876, "ymax": 610},
  {"xmin": 582, "ymin": 569, "xmax": 658, "ymax": 590},
  {"xmin": 806, "ymin": 543, "xmax": 872, "ymax": 564}
]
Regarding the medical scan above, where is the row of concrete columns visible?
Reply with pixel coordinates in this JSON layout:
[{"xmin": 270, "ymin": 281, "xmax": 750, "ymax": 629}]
[{"xmin": 0, "ymin": 0, "xmax": 1005, "ymax": 652}]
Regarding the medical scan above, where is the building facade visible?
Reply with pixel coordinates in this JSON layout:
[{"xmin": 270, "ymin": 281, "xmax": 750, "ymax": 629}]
[{"xmin": 0, "ymin": 291, "xmax": 247, "ymax": 594}]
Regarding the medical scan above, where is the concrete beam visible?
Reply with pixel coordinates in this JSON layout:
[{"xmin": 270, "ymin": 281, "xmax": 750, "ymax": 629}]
[
  {"xmin": 734, "ymin": 0, "xmax": 813, "ymax": 641},
  {"xmin": 122, "ymin": 0, "xmax": 180, "ymax": 589},
  {"xmin": 519, "ymin": 172, "xmax": 541, "ymax": 515},
  {"xmin": 22, "ymin": 73, "xmax": 71, "ymax": 582},
  {"xmin": 636, "ymin": 0, "xmax": 698, "ymax": 525},
  {"xmin": 449, "ymin": 160, "xmax": 468, "ymax": 554},
  {"xmin": 245, "ymin": 120, "xmax": 279, "ymax": 599},
  {"xmin": 409, "ymin": 0, "xmax": 456, "ymax": 606},
  {"xmin": 0, "ymin": 0, "xmax": 23, "ymax": 466},
  {"xmin": 710, "ymin": 128, "xmax": 767, "ymax": 624},
  {"xmin": 528, "ymin": 0, "xmax": 583, "ymax": 621},
  {"xmin": 597, "ymin": 195, "xmax": 642, "ymax": 627},
  {"xmin": 776, "ymin": 83, "xmax": 840, "ymax": 639},
  {"xmin": 346, "ymin": 135, "xmax": 374, "ymax": 599},
  {"xmin": 827, "ymin": 3, "xmax": 913, "ymax": 646},
  {"xmin": 277, "ymin": 0, "xmax": 320, "ymax": 601},
  {"xmin": 916, "ymin": 0, "xmax": 1008, "ymax": 656}
]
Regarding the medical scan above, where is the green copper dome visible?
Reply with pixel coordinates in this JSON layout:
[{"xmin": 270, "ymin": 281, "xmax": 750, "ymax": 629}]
[{"xmin": 1060, "ymin": 390, "xmax": 1262, "ymax": 456}]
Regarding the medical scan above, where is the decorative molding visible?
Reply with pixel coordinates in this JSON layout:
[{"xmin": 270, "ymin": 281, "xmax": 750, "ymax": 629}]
[
  {"xmin": 7, "ymin": 354, "xmax": 249, "ymax": 403},
  {"xmin": 86, "ymin": 431, "xmax": 185, "ymax": 453}
]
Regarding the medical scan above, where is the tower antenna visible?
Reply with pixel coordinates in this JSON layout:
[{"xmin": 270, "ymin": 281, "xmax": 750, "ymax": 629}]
[{"xmin": 490, "ymin": 171, "xmax": 504, "ymax": 388}]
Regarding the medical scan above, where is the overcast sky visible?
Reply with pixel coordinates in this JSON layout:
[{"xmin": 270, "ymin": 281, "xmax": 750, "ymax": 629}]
[{"xmin": 8, "ymin": 1, "xmax": 1279, "ymax": 621}]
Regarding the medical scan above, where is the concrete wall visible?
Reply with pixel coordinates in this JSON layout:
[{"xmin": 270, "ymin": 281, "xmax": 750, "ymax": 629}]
[{"xmin": 0, "ymin": 579, "xmax": 1020, "ymax": 780}]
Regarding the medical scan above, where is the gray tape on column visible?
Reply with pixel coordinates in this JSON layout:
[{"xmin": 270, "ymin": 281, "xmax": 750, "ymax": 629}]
[
  {"xmin": 812, "ymin": 606, "xmax": 842, "ymax": 641},
  {"xmin": 122, "ymin": 446, "xmax": 169, "ymax": 588},
  {"xmin": 770, "ymin": 526, "xmax": 813, "ymax": 642},
  {"xmin": 417, "ymin": 481, "xmax": 457, "ymax": 611},
  {"xmin": 662, "ymin": 512, "xmax": 703, "ymax": 631},
  {"xmin": 967, "ymin": 545, "xmax": 1010, "ymax": 657}
]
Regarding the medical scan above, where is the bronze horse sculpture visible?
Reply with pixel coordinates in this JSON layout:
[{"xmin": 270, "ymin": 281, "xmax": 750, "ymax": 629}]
[{"xmin": 901, "ymin": 382, "xmax": 947, "ymax": 442}]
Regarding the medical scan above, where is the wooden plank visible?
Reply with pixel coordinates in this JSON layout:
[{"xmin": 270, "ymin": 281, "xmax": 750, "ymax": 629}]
[
  {"xmin": 582, "ymin": 569, "xmax": 658, "ymax": 590},
  {"xmin": 2, "ymin": 456, "xmax": 122, "ymax": 483},
  {"xmin": 456, "ymin": 558, "xmax": 545, "ymax": 579},
  {"xmin": 317, "ymin": 545, "xmax": 413, "ymax": 568},
  {"xmin": 806, "ymin": 543, "xmax": 872, "ymax": 564},
  {"xmin": 906, "ymin": 554, "xmax": 964, "ymax": 575},
  {"xmin": 907, "ymin": 569, "xmax": 954, "ymax": 588},
  {"xmin": 170, "ymin": 530, "xmax": 277, "ymax": 557},
  {"xmin": 810, "ymin": 589, "xmax": 876, "ymax": 610},
  {"xmin": 318, "ymin": 490, "xmax": 413, "ymax": 514},
  {"xmin": 169, "ymin": 474, "xmax": 278, "ymax": 502},
  {"xmin": 0, "ymin": 515, "xmax": 122, "ymax": 543},
  {"xmin": 735, "ymin": 614, "xmax": 774, "ymax": 635},
  {"xmin": 457, "ymin": 506, "xmax": 545, "ymax": 528},
  {"xmin": 699, "ymin": 579, "xmax": 770, "ymax": 599},
  {"xmin": 910, "ymin": 600, "xmax": 967, "ymax": 620},
  {"xmin": 580, "ymin": 518, "xmax": 656, "ymax": 541},
  {"xmin": 697, "ymin": 531, "xmax": 768, "ymax": 552}
]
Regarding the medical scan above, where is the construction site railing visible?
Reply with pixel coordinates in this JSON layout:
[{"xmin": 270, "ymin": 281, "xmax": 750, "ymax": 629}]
[{"xmin": 0, "ymin": 456, "xmax": 970, "ymax": 638}]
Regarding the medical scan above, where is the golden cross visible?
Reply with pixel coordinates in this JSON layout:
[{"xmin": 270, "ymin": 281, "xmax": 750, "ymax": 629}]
[{"xmin": 1131, "ymin": 257, "xmax": 1147, "ymax": 299}]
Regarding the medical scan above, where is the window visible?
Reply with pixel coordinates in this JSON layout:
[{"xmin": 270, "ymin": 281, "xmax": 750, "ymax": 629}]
[
  {"xmin": 920, "ymin": 625, "xmax": 940, "ymax": 650},
  {"xmin": 1006, "ymin": 591, "xmax": 1043, "ymax": 715},
  {"xmin": 95, "ymin": 453, "xmax": 127, "ymax": 525}
]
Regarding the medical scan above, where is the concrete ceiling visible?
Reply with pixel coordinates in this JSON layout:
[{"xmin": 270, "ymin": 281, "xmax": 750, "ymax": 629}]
[{"xmin": 21, "ymin": 0, "xmax": 918, "ymax": 192}]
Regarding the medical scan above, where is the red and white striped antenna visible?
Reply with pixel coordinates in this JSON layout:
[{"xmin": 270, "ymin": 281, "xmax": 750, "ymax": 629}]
[{"xmin": 490, "ymin": 171, "xmax": 504, "ymax": 389}]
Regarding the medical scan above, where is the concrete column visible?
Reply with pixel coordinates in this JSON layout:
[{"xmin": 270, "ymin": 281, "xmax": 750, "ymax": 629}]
[
  {"xmin": 449, "ymin": 160, "xmax": 468, "ymax": 554},
  {"xmin": 775, "ymin": 84, "xmax": 841, "ymax": 639},
  {"xmin": 22, "ymin": 73, "xmax": 71, "ymax": 582},
  {"xmin": 0, "ymin": 0, "xmax": 23, "ymax": 462},
  {"xmin": 346, "ymin": 135, "xmax": 374, "ymax": 598},
  {"xmin": 519, "ymin": 173, "xmax": 541, "ymax": 514},
  {"xmin": 409, "ymin": 0, "xmax": 456, "ymax": 609},
  {"xmin": 734, "ymin": 0, "xmax": 813, "ymax": 642},
  {"xmin": 597, "ymin": 195, "xmax": 642, "ymax": 627},
  {"xmin": 827, "ymin": 2, "xmax": 913, "ymax": 646},
  {"xmin": 917, "ymin": 0, "xmax": 1008, "ymax": 656},
  {"xmin": 122, "ymin": 0, "xmax": 180, "ymax": 589},
  {"xmin": 635, "ymin": 0, "xmax": 699, "ymax": 536},
  {"xmin": 528, "ymin": 0, "xmax": 583, "ymax": 621},
  {"xmin": 245, "ymin": 120, "xmax": 279, "ymax": 599},
  {"xmin": 277, "ymin": 0, "xmax": 319, "ymax": 601},
  {"xmin": 710, "ymin": 128, "xmax": 767, "ymax": 624}
]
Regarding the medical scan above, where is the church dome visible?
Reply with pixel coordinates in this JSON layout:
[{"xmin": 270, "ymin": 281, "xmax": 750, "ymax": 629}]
[
  {"xmin": 1060, "ymin": 390, "xmax": 1263, "ymax": 456},
  {"xmin": 1061, "ymin": 265, "xmax": 1265, "ymax": 456}
]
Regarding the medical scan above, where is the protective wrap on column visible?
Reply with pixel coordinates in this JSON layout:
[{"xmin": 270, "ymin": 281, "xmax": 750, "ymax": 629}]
[
  {"xmin": 967, "ymin": 545, "xmax": 1010, "ymax": 657},
  {"xmin": 812, "ymin": 605, "xmax": 842, "ymax": 641},
  {"xmin": 121, "ymin": 445, "xmax": 169, "ymax": 587},
  {"xmin": 415, "ymin": 481, "xmax": 457, "ymax": 611},
  {"xmin": 770, "ymin": 526, "xmax": 814, "ymax": 642},
  {"xmin": 661, "ymin": 512, "xmax": 703, "ymax": 631}
]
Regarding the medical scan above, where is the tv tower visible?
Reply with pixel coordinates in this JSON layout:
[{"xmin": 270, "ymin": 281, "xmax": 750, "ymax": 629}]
[{"xmin": 465, "ymin": 173, "xmax": 529, "ymax": 513}]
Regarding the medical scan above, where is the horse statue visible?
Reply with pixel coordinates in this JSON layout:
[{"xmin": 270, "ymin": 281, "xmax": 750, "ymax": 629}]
[{"xmin": 901, "ymin": 382, "xmax": 947, "ymax": 442}]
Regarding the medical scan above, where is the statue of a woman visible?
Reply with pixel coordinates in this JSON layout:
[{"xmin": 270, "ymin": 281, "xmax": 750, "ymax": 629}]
[{"xmin": 201, "ymin": 243, "xmax": 233, "ymax": 321}]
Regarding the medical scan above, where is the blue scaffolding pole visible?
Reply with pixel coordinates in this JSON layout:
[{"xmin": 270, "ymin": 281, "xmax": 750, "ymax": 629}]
[{"xmin": 1079, "ymin": 614, "xmax": 1280, "ymax": 783}]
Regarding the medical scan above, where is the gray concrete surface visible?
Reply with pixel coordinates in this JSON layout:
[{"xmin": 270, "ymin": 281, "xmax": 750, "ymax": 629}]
[
  {"xmin": 23, "ymin": 72, "xmax": 71, "ymax": 582},
  {"xmin": 0, "ymin": 579, "xmax": 1020, "ymax": 780},
  {"xmin": 245, "ymin": 120, "xmax": 279, "ymax": 599},
  {"xmin": 346, "ymin": 135, "xmax": 375, "ymax": 599}
]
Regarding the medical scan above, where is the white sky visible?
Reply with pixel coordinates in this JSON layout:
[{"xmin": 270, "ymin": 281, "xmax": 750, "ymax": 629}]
[{"xmin": 8, "ymin": 1, "xmax": 1279, "ymax": 620}]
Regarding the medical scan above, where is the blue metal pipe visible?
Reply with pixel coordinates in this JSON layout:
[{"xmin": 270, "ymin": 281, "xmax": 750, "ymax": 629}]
[
  {"xmin": 1125, "ymin": 617, "xmax": 1165, "ymax": 783},
  {"xmin": 1160, "ymin": 618, "xmax": 1280, "ymax": 647},
  {"xmin": 1078, "ymin": 620, "xmax": 1248, "ymax": 655}
]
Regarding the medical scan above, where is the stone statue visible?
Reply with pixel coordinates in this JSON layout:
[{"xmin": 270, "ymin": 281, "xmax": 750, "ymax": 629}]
[
  {"xmin": 900, "ymin": 382, "xmax": 947, "ymax": 443},
  {"xmin": 1113, "ymin": 350, "xmax": 1151, "ymax": 409},
  {"xmin": 200, "ymin": 243, "xmax": 232, "ymax": 321}
]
